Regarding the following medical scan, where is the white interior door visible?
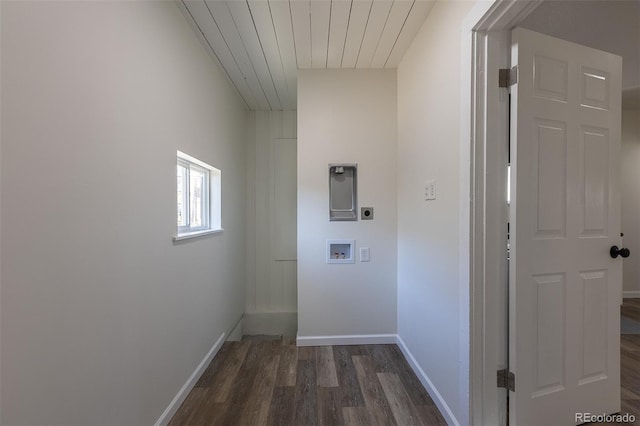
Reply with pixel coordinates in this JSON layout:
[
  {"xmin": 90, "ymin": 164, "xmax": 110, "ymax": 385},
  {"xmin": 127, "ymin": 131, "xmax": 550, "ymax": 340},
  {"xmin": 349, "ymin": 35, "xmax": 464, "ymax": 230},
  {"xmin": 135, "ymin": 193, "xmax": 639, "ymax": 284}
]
[{"xmin": 509, "ymin": 27, "xmax": 623, "ymax": 425}]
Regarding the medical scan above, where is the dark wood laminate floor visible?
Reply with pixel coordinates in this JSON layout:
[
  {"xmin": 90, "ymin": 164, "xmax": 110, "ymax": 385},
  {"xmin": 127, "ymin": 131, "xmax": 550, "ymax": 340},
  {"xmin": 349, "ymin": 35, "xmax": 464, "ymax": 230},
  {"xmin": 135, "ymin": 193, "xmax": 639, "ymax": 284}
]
[
  {"xmin": 591, "ymin": 299, "xmax": 640, "ymax": 425},
  {"xmin": 622, "ymin": 298, "xmax": 640, "ymax": 323},
  {"xmin": 169, "ymin": 339, "xmax": 447, "ymax": 426},
  {"xmin": 617, "ymin": 299, "xmax": 640, "ymax": 425},
  {"xmin": 171, "ymin": 300, "xmax": 640, "ymax": 425}
]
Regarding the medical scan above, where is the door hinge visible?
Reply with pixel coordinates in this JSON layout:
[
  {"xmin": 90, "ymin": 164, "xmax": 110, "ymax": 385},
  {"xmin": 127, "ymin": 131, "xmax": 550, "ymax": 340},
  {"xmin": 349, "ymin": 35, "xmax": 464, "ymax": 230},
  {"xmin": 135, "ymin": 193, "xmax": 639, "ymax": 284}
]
[
  {"xmin": 497, "ymin": 369, "xmax": 515, "ymax": 391},
  {"xmin": 499, "ymin": 66, "xmax": 518, "ymax": 88}
]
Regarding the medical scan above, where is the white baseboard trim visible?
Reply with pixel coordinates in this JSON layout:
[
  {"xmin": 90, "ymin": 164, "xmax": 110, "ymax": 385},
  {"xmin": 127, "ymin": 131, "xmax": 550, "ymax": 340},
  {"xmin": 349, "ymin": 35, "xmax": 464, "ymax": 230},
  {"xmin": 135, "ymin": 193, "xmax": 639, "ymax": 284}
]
[
  {"xmin": 155, "ymin": 332, "xmax": 226, "ymax": 426},
  {"xmin": 296, "ymin": 333, "xmax": 397, "ymax": 347},
  {"xmin": 396, "ymin": 335, "xmax": 460, "ymax": 426},
  {"xmin": 623, "ymin": 291, "xmax": 640, "ymax": 299},
  {"xmin": 244, "ymin": 311, "xmax": 297, "ymax": 337},
  {"xmin": 227, "ymin": 315, "xmax": 244, "ymax": 341}
]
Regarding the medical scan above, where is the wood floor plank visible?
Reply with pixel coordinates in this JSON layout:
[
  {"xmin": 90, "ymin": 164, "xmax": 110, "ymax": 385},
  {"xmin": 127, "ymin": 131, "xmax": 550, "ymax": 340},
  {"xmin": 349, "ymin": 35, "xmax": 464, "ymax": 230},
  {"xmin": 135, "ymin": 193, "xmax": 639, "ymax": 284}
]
[
  {"xmin": 352, "ymin": 355, "xmax": 397, "ymax": 426},
  {"xmin": 367, "ymin": 345, "xmax": 397, "ymax": 373},
  {"xmin": 283, "ymin": 336, "xmax": 297, "ymax": 346},
  {"xmin": 317, "ymin": 346, "xmax": 339, "ymax": 387},
  {"xmin": 348, "ymin": 345, "xmax": 369, "ymax": 356},
  {"xmin": 170, "ymin": 342, "xmax": 449, "ymax": 425},
  {"xmin": 622, "ymin": 299, "xmax": 640, "ymax": 322},
  {"xmin": 235, "ymin": 355, "xmax": 280, "ymax": 426},
  {"xmin": 167, "ymin": 387, "xmax": 209, "ymax": 426},
  {"xmin": 621, "ymin": 365, "xmax": 640, "ymax": 397},
  {"xmin": 294, "ymin": 359, "xmax": 318, "ymax": 425},
  {"xmin": 343, "ymin": 407, "xmax": 375, "ymax": 426},
  {"xmin": 415, "ymin": 405, "xmax": 448, "ymax": 426},
  {"xmin": 266, "ymin": 387, "xmax": 295, "ymax": 426},
  {"xmin": 389, "ymin": 345, "xmax": 437, "ymax": 406},
  {"xmin": 268, "ymin": 339, "xmax": 284, "ymax": 355},
  {"xmin": 378, "ymin": 372, "xmax": 424, "ymax": 426},
  {"xmin": 182, "ymin": 393, "xmax": 226, "ymax": 426},
  {"xmin": 621, "ymin": 398, "xmax": 640, "ymax": 419},
  {"xmin": 333, "ymin": 345, "xmax": 366, "ymax": 407},
  {"xmin": 215, "ymin": 341, "xmax": 270, "ymax": 425},
  {"xmin": 622, "ymin": 386, "xmax": 640, "ymax": 400},
  {"xmin": 622, "ymin": 309, "xmax": 640, "ymax": 323},
  {"xmin": 275, "ymin": 343, "xmax": 298, "ymax": 387},
  {"xmin": 202, "ymin": 402, "xmax": 227, "ymax": 425},
  {"xmin": 621, "ymin": 335, "xmax": 640, "ymax": 352},
  {"xmin": 207, "ymin": 342, "xmax": 250, "ymax": 402},
  {"xmin": 317, "ymin": 387, "xmax": 343, "ymax": 426},
  {"xmin": 171, "ymin": 333, "xmax": 640, "ymax": 425},
  {"xmin": 194, "ymin": 342, "xmax": 234, "ymax": 388},
  {"xmin": 241, "ymin": 335, "xmax": 282, "ymax": 342},
  {"xmin": 298, "ymin": 346, "xmax": 315, "ymax": 361}
]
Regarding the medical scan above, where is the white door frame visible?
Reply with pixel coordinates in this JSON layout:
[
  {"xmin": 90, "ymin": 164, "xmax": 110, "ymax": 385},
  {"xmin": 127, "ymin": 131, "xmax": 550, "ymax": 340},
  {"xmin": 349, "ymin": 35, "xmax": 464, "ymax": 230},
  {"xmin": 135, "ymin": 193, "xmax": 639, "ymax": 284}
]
[{"xmin": 461, "ymin": 1, "xmax": 543, "ymax": 424}]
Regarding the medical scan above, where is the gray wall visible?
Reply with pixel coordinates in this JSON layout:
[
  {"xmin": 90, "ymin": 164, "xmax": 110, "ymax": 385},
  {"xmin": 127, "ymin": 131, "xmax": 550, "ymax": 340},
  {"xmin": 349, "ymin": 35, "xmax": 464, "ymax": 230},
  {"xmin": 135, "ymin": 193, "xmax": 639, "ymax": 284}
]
[
  {"xmin": 396, "ymin": 2, "xmax": 476, "ymax": 424},
  {"xmin": 622, "ymin": 109, "xmax": 640, "ymax": 296},
  {"xmin": 0, "ymin": 1, "xmax": 248, "ymax": 424}
]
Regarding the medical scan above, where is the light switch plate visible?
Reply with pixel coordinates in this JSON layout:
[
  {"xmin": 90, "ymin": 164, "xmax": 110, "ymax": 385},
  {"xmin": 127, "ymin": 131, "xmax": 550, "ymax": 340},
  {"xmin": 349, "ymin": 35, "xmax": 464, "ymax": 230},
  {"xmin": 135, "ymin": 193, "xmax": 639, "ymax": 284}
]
[
  {"xmin": 425, "ymin": 180, "xmax": 437, "ymax": 201},
  {"xmin": 360, "ymin": 247, "xmax": 370, "ymax": 262}
]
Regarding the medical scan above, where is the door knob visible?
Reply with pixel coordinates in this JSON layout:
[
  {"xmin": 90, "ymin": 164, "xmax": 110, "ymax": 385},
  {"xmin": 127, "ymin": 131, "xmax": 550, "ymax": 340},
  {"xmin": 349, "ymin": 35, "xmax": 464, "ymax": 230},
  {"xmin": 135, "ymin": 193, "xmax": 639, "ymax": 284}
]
[{"xmin": 610, "ymin": 246, "xmax": 631, "ymax": 258}]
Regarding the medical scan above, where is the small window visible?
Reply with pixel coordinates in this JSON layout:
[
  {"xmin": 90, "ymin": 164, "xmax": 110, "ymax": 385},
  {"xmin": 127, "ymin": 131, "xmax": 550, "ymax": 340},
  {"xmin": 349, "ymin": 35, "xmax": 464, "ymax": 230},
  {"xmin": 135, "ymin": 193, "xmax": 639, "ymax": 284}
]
[{"xmin": 175, "ymin": 151, "xmax": 221, "ymax": 240}]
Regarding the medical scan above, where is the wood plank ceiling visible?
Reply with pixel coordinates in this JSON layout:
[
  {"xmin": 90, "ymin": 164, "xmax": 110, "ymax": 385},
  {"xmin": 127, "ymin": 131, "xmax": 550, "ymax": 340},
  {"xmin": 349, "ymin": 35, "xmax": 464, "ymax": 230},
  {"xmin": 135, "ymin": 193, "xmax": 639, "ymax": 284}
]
[{"xmin": 180, "ymin": 0, "xmax": 435, "ymax": 110}]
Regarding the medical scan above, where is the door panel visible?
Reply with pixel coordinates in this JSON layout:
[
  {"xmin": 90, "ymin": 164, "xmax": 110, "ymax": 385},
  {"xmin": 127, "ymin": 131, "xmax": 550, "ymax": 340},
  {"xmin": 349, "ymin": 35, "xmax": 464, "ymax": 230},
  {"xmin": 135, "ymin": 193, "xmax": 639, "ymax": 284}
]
[
  {"xmin": 510, "ymin": 27, "xmax": 622, "ymax": 425},
  {"xmin": 580, "ymin": 127, "xmax": 609, "ymax": 236},
  {"xmin": 534, "ymin": 54, "xmax": 569, "ymax": 102},
  {"xmin": 532, "ymin": 273, "xmax": 566, "ymax": 397},
  {"xmin": 534, "ymin": 119, "xmax": 567, "ymax": 238},
  {"xmin": 580, "ymin": 270, "xmax": 607, "ymax": 383}
]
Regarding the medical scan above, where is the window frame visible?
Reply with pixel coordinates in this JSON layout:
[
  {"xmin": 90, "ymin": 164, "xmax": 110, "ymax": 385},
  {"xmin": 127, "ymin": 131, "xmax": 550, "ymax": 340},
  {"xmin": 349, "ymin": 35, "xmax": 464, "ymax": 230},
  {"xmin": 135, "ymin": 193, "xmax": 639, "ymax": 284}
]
[{"xmin": 175, "ymin": 151, "xmax": 222, "ymax": 241}]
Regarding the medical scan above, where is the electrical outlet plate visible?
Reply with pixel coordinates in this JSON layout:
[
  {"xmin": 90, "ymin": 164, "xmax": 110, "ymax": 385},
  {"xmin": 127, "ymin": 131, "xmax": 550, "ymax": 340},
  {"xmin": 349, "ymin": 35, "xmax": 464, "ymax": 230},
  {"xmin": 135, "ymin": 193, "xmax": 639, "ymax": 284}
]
[{"xmin": 361, "ymin": 207, "xmax": 374, "ymax": 220}]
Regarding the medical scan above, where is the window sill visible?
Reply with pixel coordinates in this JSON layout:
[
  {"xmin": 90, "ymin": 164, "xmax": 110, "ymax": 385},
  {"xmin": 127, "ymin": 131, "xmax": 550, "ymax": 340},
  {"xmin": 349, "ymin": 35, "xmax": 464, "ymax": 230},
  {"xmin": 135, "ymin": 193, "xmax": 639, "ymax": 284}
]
[{"xmin": 173, "ymin": 228, "xmax": 223, "ymax": 242}]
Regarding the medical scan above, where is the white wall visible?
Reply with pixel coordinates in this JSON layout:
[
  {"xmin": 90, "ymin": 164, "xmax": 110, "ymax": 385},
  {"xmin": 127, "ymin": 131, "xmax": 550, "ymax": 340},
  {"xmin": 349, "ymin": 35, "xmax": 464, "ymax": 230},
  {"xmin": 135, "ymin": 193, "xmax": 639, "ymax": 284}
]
[
  {"xmin": 622, "ymin": 109, "xmax": 640, "ymax": 297},
  {"xmin": 0, "ymin": 1, "xmax": 247, "ymax": 424},
  {"xmin": 297, "ymin": 69, "xmax": 397, "ymax": 340},
  {"xmin": 246, "ymin": 110, "xmax": 298, "ymax": 336},
  {"xmin": 397, "ymin": 2, "xmax": 475, "ymax": 424}
]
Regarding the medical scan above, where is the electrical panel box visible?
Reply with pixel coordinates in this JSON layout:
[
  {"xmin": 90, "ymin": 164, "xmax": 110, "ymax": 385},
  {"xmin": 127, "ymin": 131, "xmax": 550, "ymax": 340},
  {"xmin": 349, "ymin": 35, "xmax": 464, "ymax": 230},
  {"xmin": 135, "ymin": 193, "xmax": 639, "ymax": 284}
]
[{"xmin": 329, "ymin": 164, "xmax": 357, "ymax": 221}]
